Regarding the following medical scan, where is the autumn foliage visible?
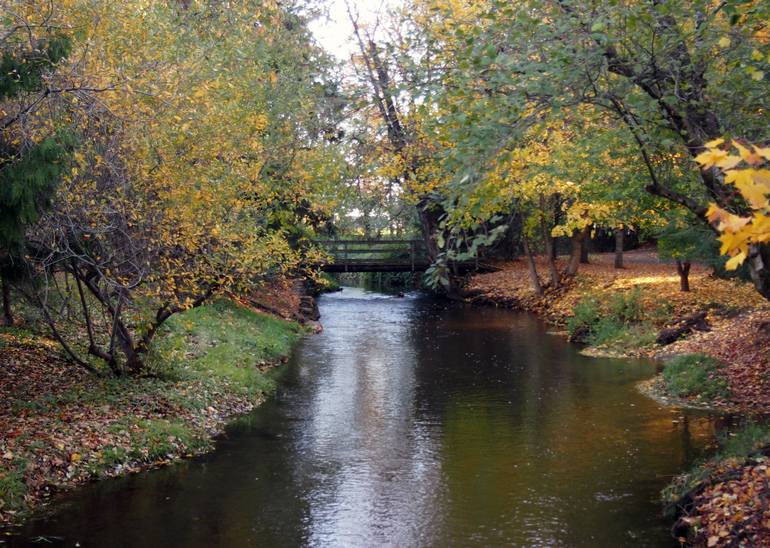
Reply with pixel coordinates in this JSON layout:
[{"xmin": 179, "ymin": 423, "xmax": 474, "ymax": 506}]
[
  {"xmin": 697, "ymin": 139, "xmax": 770, "ymax": 270},
  {"xmin": 1, "ymin": 0, "xmax": 342, "ymax": 374}
]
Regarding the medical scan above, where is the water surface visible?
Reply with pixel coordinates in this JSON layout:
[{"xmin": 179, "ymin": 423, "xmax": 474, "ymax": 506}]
[{"xmin": 8, "ymin": 288, "xmax": 721, "ymax": 547}]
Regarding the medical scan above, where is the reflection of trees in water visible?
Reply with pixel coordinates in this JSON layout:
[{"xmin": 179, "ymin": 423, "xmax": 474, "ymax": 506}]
[{"xmin": 408, "ymin": 304, "xmax": 720, "ymax": 545}]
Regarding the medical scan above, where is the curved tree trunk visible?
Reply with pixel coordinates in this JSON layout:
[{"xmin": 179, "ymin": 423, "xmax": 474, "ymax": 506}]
[
  {"xmin": 541, "ymin": 223, "xmax": 560, "ymax": 288},
  {"xmin": 580, "ymin": 225, "xmax": 591, "ymax": 264},
  {"xmin": 748, "ymin": 244, "xmax": 770, "ymax": 301},
  {"xmin": 416, "ymin": 198, "xmax": 442, "ymax": 263}
]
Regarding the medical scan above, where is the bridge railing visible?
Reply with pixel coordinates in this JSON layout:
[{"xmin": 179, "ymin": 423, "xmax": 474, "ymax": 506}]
[{"xmin": 314, "ymin": 239, "xmax": 429, "ymax": 272}]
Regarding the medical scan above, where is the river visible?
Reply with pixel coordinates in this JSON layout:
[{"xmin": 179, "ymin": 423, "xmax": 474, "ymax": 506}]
[{"xmin": 8, "ymin": 287, "xmax": 723, "ymax": 547}]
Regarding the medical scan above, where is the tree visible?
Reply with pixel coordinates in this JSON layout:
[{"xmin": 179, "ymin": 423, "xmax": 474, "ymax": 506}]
[
  {"xmin": 658, "ymin": 219, "xmax": 722, "ymax": 292},
  {"xmin": 10, "ymin": 0, "xmax": 344, "ymax": 374},
  {"xmin": 345, "ymin": 4, "xmax": 447, "ymax": 264},
  {"xmin": 405, "ymin": 0, "xmax": 770, "ymax": 298},
  {"xmin": 0, "ymin": 25, "xmax": 72, "ymax": 326}
]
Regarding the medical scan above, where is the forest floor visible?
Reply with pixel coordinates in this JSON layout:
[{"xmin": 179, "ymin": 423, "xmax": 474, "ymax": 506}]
[
  {"xmin": 467, "ymin": 250, "xmax": 770, "ymax": 546},
  {"xmin": 0, "ymin": 284, "xmax": 310, "ymax": 528}
]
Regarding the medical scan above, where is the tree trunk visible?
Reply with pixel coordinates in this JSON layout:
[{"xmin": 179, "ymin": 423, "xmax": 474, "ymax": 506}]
[
  {"xmin": 614, "ymin": 229, "xmax": 624, "ymax": 269},
  {"xmin": 676, "ymin": 260, "xmax": 691, "ymax": 292},
  {"xmin": 746, "ymin": 243, "xmax": 770, "ymax": 301},
  {"xmin": 541, "ymin": 223, "xmax": 560, "ymax": 288},
  {"xmin": 566, "ymin": 226, "xmax": 590, "ymax": 276},
  {"xmin": 522, "ymin": 237, "xmax": 543, "ymax": 296},
  {"xmin": 580, "ymin": 226, "xmax": 591, "ymax": 264},
  {"xmin": 551, "ymin": 196, "xmax": 561, "ymax": 262},
  {"xmin": 1, "ymin": 274, "xmax": 13, "ymax": 327},
  {"xmin": 416, "ymin": 198, "xmax": 442, "ymax": 262}
]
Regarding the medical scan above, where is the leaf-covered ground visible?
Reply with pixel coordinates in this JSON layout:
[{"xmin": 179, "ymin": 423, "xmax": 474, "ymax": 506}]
[
  {"xmin": 468, "ymin": 250, "xmax": 770, "ymax": 547},
  {"xmin": 0, "ymin": 298, "xmax": 303, "ymax": 527},
  {"xmin": 469, "ymin": 250, "xmax": 762, "ymax": 329},
  {"xmin": 686, "ymin": 457, "xmax": 770, "ymax": 547}
]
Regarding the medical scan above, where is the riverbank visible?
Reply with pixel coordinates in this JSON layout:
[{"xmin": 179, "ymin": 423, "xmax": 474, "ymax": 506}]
[
  {"xmin": 466, "ymin": 251, "xmax": 770, "ymax": 546},
  {"xmin": 0, "ymin": 298, "xmax": 306, "ymax": 527}
]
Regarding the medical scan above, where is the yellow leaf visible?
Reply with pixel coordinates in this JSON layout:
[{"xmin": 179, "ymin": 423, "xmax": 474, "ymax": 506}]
[
  {"xmin": 725, "ymin": 169, "xmax": 770, "ymax": 208},
  {"xmin": 755, "ymin": 146, "xmax": 770, "ymax": 162},
  {"xmin": 707, "ymin": 204, "xmax": 750, "ymax": 233},
  {"xmin": 695, "ymin": 148, "xmax": 729, "ymax": 169},
  {"xmin": 733, "ymin": 142, "xmax": 763, "ymax": 166},
  {"xmin": 725, "ymin": 251, "xmax": 747, "ymax": 270},
  {"xmin": 715, "ymin": 155, "xmax": 742, "ymax": 170},
  {"xmin": 705, "ymin": 138, "xmax": 725, "ymax": 148},
  {"xmin": 718, "ymin": 37, "xmax": 731, "ymax": 48}
]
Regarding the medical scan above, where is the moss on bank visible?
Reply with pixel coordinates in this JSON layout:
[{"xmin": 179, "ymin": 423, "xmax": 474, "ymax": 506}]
[
  {"xmin": 0, "ymin": 299, "xmax": 304, "ymax": 524},
  {"xmin": 664, "ymin": 424, "xmax": 770, "ymax": 510}
]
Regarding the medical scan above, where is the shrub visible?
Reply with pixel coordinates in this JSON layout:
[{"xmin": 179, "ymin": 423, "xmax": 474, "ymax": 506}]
[
  {"xmin": 588, "ymin": 316, "xmax": 626, "ymax": 346},
  {"xmin": 663, "ymin": 354, "xmax": 730, "ymax": 400},
  {"xmin": 609, "ymin": 287, "xmax": 643, "ymax": 323},
  {"xmin": 567, "ymin": 296, "xmax": 601, "ymax": 338},
  {"xmin": 567, "ymin": 289, "xmax": 653, "ymax": 350},
  {"xmin": 593, "ymin": 322, "xmax": 656, "ymax": 350}
]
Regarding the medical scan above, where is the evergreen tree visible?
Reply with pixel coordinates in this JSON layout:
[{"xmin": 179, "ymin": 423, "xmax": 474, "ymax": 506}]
[{"xmin": 0, "ymin": 34, "xmax": 72, "ymax": 325}]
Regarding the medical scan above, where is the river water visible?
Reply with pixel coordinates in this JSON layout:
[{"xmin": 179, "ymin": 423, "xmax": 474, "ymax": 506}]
[{"xmin": 8, "ymin": 288, "xmax": 723, "ymax": 547}]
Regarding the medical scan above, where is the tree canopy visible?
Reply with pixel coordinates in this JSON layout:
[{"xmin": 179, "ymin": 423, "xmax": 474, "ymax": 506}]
[{"xmin": 2, "ymin": 0, "xmax": 770, "ymax": 371}]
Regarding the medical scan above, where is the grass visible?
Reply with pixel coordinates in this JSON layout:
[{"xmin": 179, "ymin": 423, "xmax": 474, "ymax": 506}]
[
  {"xmin": 662, "ymin": 353, "xmax": 730, "ymax": 401},
  {"xmin": 593, "ymin": 320, "xmax": 657, "ymax": 351},
  {"xmin": 148, "ymin": 299, "xmax": 303, "ymax": 396},
  {"xmin": 83, "ymin": 419, "xmax": 212, "ymax": 479},
  {"xmin": 119, "ymin": 418, "xmax": 212, "ymax": 461},
  {"xmin": 567, "ymin": 288, "xmax": 655, "ymax": 352}
]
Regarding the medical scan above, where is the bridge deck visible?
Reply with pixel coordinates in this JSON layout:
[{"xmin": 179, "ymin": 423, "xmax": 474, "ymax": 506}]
[{"xmin": 314, "ymin": 239, "xmax": 489, "ymax": 273}]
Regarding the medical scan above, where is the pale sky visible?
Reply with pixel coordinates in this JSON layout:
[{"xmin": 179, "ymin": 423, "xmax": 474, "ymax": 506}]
[{"xmin": 309, "ymin": 0, "xmax": 400, "ymax": 60}]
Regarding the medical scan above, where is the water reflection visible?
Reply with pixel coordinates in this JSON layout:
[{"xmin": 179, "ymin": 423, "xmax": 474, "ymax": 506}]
[{"xmin": 7, "ymin": 287, "xmax": 723, "ymax": 547}]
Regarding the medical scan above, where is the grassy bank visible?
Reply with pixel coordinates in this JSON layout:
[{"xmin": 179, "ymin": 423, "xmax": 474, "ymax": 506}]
[{"xmin": 0, "ymin": 299, "xmax": 304, "ymax": 525}]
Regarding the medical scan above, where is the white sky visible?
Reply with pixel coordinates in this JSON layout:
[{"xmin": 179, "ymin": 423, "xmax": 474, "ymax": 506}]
[{"xmin": 309, "ymin": 0, "xmax": 400, "ymax": 60}]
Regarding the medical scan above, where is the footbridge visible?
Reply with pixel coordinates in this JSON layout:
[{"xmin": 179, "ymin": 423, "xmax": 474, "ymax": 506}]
[{"xmin": 314, "ymin": 239, "xmax": 489, "ymax": 273}]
